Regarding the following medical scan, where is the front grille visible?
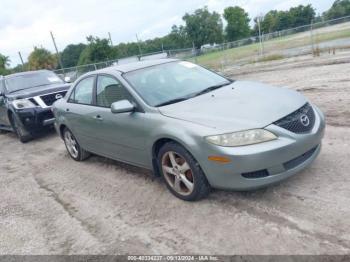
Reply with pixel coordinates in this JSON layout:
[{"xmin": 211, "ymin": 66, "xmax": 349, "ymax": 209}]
[
  {"xmin": 242, "ymin": 169, "xmax": 269, "ymax": 179},
  {"xmin": 29, "ymin": 98, "xmax": 39, "ymax": 106},
  {"xmin": 40, "ymin": 91, "xmax": 67, "ymax": 106},
  {"xmin": 274, "ymin": 103, "xmax": 315, "ymax": 134},
  {"xmin": 283, "ymin": 146, "xmax": 318, "ymax": 170}
]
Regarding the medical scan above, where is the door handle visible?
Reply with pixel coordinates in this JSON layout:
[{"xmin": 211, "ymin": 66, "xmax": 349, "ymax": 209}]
[{"xmin": 93, "ymin": 115, "xmax": 103, "ymax": 121}]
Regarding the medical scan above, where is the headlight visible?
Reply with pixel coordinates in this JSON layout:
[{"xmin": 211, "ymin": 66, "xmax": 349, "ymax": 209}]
[
  {"xmin": 12, "ymin": 99, "xmax": 37, "ymax": 109},
  {"xmin": 205, "ymin": 129, "xmax": 277, "ymax": 147}
]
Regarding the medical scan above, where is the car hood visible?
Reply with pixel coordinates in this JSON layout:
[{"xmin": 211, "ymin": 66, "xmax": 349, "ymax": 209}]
[
  {"xmin": 6, "ymin": 83, "xmax": 71, "ymax": 100},
  {"xmin": 158, "ymin": 80, "xmax": 307, "ymax": 133}
]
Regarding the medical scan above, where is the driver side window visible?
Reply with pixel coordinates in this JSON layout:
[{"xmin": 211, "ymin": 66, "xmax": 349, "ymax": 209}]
[{"xmin": 96, "ymin": 75, "xmax": 131, "ymax": 108}]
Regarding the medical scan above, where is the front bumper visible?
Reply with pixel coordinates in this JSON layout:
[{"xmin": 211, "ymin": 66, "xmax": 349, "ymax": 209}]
[
  {"xmin": 196, "ymin": 105, "xmax": 325, "ymax": 190},
  {"xmin": 16, "ymin": 107, "xmax": 55, "ymax": 131}
]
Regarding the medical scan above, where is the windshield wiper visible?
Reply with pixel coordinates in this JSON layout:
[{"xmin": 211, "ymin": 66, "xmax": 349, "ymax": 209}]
[
  {"xmin": 154, "ymin": 80, "xmax": 233, "ymax": 107},
  {"xmin": 191, "ymin": 81, "xmax": 232, "ymax": 98},
  {"xmin": 155, "ymin": 97, "xmax": 190, "ymax": 107}
]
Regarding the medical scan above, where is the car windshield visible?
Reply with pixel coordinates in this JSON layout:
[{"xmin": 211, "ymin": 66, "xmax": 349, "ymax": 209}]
[
  {"xmin": 123, "ymin": 61, "xmax": 232, "ymax": 107},
  {"xmin": 5, "ymin": 71, "xmax": 63, "ymax": 93}
]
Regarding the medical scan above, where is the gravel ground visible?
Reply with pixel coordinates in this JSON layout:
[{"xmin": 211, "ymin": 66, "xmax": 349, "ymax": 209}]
[{"xmin": 0, "ymin": 52, "xmax": 350, "ymax": 255}]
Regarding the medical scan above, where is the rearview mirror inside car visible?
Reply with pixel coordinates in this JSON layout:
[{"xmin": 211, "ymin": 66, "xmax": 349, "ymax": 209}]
[{"xmin": 111, "ymin": 100, "xmax": 135, "ymax": 114}]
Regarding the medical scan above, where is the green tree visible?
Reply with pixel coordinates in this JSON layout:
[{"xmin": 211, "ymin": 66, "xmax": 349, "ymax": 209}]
[
  {"xmin": 11, "ymin": 64, "xmax": 26, "ymax": 73},
  {"xmin": 223, "ymin": 6, "xmax": 251, "ymax": 41},
  {"xmin": 165, "ymin": 25, "xmax": 191, "ymax": 49},
  {"xmin": 324, "ymin": 0, "xmax": 350, "ymax": 19},
  {"xmin": 78, "ymin": 36, "xmax": 113, "ymax": 65},
  {"xmin": 61, "ymin": 43, "xmax": 86, "ymax": 68},
  {"xmin": 28, "ymin": 47, "xmax": 57, "ymax": 70},
  {"xmin": 288, "ymin": 4, "xmax": 315, "ymax": 27},
  {"xmin": 0, "ymin": 54, "xmax": 10, "ymax": 75},
  {"xmin": 253, "ymin": 4, "xmax": 315, "ymax": 34},
  {"xmin": 0, "ymin": 54, "xmax": 10, "ymax": 69},
  {"xmin": 183, "ymin": 7, "xmax": 223, "ymax": 49}
]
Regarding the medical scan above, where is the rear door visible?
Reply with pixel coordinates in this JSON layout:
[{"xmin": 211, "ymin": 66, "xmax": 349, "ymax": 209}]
[{"xmin": 63, "ymin": 75, "xmax": 101, "ymax": 150}]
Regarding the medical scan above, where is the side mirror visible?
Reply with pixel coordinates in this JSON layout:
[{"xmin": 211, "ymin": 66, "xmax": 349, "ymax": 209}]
[
  {"xmin": 64, "ymin": 76, "xmax": 72, "ymax": 83},
  {"xmin": 111, "ymin": 100, "xmax": 134, "ymax": 114}
]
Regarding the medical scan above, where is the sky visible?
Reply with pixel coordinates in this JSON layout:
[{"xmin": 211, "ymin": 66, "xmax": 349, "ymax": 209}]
[{"xmin": 0, "ymin": 0, "xmax": 333, "ymax": 66}]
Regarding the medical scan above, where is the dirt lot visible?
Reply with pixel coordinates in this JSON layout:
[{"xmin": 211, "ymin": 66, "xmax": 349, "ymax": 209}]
[{"xmin": 0, "ymin": 52, "xmax": 350, "ymax": 255}]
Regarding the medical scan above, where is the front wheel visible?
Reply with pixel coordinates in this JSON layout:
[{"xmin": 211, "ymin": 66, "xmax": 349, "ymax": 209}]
[
  {"xmin": 63, "ymin": 128, "xmax": 90, "ymax": 161},
  {"xmin": 9, "ymin": 114, "xmax": 32, "ymax": 143},
  {"xmin": 158, "ymin": 142, "xmax": 211, "ymax": 201}
]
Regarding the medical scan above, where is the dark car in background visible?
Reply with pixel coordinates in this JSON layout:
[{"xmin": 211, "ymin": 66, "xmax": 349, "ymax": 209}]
[{"xmin": 0, "ymin": 70, "xmax": 70, "ymax": 142}]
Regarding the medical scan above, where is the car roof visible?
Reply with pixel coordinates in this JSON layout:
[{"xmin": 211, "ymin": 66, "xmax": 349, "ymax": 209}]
[
  {"xmin": 95, "ymin": 58, "xmax": 179, "ymax": 74},
  {"xmin": 4, "ymin": 69, "xmax": 51, "ymax": 79}
]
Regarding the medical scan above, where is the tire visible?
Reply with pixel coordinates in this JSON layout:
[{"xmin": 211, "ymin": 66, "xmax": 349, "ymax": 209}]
[
  {"xmin": 157, "ymin": 142, "xmax": 211, "ymax": 201},
  {"xmin": 9, "ymin": 114, "xmax": 32, "ymax": 143},
  {"xmin": 63, "ymin": 127, "xmax": 90, "ymax": 161}
]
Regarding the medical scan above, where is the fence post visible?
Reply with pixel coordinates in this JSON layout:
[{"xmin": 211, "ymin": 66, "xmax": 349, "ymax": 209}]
[
  {"xmin": 258, "ymin": 16, "xmax": 264, "ymax": 57},
  {"xmin": 310, "ymin": 20, "xmax": 315, "ymax": 56}
]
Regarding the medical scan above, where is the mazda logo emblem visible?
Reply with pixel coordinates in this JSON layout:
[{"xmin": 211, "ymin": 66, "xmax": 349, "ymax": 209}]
[
  {"xmin": 300, "ymin": 114, "xmax": 310, "ymax": 127},
  {"xmin": 55, "ymin": 94, "xmax": 63, "ymax": 100}
]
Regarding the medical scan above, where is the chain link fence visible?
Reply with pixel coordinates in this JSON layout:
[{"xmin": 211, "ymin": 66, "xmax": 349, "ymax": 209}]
[{"xmin": 54, "ymin": 15, "xmax": 350, "ymax": 80}]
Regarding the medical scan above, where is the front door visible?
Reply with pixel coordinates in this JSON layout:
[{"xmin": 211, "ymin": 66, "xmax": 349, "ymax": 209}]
[{"xmin": 90, "ymin": 74, "xmax": 149, "ymax": 167}]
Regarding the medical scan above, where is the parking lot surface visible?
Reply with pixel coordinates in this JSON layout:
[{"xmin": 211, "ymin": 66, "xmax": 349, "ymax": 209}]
[{"xmin": 0, "ymin": 52, "xmax": 350, "ymax": 254}]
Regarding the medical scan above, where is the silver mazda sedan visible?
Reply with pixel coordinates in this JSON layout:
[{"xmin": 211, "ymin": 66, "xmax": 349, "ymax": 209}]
[{"xmin": 53, "ymin": 59, "xmax": 325, "ymax": 201}]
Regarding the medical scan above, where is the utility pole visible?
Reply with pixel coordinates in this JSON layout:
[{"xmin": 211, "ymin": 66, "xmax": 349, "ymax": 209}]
[
  {"xmin": 18, "ymin": 51, "xmax": 25, "ymax": 69},
  {"xmin": 135, "ymin": 34, "xmax": 142, "ymax": 57},
  {"xmin": 50, "ymin": 31, "xmax": 64, "ymax": 70},
  {"xmin": 108, "ymin": 32, "xmax": 113, "ymax": 46}
]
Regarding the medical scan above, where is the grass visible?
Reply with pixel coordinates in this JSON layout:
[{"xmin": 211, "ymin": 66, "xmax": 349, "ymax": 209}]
[
  {"xmin": 256, "ymin": 54, "xmax": 285, "ymax": 62},
  {"xmin": 188, "ymin": 23, "xmax": 350, "ymax": 70}
]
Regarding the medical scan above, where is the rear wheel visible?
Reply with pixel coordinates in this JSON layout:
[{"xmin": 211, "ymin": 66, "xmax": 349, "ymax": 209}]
[
  {"xmin": 158, "ymin": 142, "xmax": 211, "ymax": 201},
  {"xmin": 63, "ymin": 127, "xmax": 90, "ymax": 161},
  {"xmin": 9, "ymin": 113, "xmax": 32, "ymax": 143}
]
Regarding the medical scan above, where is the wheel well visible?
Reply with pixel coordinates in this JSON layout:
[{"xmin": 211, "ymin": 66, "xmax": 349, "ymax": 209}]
[
  {"xmin": 7, "ymin": 110, "xmax": 13, "ymax": 122},
  {"xmin": 152, "ymin": 138, "xmax": 175, "ymax": 159},
  {"xmin": 151, "ymin": 138, "xmax": 179, "ymax": 177},
  {"xmin": 59, "ymin": 124, "xmax": 67, "ymax": 139},
  {"xmin": 7, "ymin": 110, "xmax": 14, "ymax": 126}
]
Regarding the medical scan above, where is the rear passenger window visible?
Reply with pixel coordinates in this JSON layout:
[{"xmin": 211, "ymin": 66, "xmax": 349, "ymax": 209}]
[
  {"xmin": 96, "ymin": 75, "xmax": 131, "ymax": 108},
  {"xmin": 69, "ymin": 77, "xmax": 94, "ymax": 105}
]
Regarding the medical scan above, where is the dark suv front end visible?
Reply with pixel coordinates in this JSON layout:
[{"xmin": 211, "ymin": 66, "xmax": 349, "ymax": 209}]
[
  {"xmin": 0, "ymin": 70, "xmax": 70, "ymax": 142},
  {"xmin": 12, "ymin": 90, "xmax": 69, "ymax": 131}
]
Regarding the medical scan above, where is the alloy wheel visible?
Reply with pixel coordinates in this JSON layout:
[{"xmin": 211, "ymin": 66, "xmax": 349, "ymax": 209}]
[
  {"xmin": 161, "ymin": 151, "xmax": 194, "ymax": 196},
  {"xmin": 64, "ymin": 131, "xmax": 79, "ymax": 158}
]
